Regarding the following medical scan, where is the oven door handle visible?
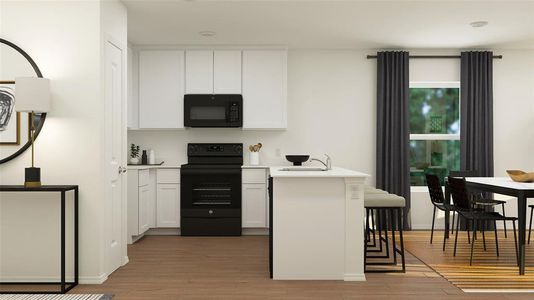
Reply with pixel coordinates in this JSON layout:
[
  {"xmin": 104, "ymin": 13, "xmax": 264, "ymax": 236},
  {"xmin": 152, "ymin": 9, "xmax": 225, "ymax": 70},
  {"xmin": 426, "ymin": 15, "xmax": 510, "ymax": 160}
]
[{"xmin": 181, "ymin": 168, "xmax": 242, "ymax": 175}]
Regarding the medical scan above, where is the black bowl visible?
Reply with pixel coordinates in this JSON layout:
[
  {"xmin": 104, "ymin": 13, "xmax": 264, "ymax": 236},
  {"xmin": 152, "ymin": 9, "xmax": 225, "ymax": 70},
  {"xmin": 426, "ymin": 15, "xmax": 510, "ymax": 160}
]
[{"xmin": 285, "ymin": 155, "xmax": 310, "ymax": 166}]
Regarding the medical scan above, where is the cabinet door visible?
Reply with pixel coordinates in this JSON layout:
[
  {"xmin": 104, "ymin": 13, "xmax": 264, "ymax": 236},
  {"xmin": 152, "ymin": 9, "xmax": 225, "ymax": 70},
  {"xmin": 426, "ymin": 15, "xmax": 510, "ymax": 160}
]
[
  {"xmin": 242, "ymin": 183, "xmax": 267, "ymax": 228},
  {"xmin": 127, "ymin": 170, "xmax": 140, "ymax": 237},
  {"xmin": 185, "ymin": 50, "xmax": 214, "ymax": 94},
  {"xmin": 242, "ymin": 50, "xmax": 287, "ymax": 129},
  {"xmin": 214, "ymin": 50, "xmax": 242, "ymax": 94},
  {"xmin": 139, "ymin": 50, "xmax": 184, "ymax": 129},
  {"xmin": 138, "ymin": 185, "xmax": 150, "ymax": 234},
  {"xmin": 156, "ymin": 183, "xmax": 180, "ymax": 227}
]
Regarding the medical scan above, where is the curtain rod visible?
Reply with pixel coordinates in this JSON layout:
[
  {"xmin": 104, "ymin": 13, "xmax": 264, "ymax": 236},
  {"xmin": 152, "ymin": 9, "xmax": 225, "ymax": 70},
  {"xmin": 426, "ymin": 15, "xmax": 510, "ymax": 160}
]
[{"xmin": 366, "ymin": 55, "xmax": 503, "ymax": 59}]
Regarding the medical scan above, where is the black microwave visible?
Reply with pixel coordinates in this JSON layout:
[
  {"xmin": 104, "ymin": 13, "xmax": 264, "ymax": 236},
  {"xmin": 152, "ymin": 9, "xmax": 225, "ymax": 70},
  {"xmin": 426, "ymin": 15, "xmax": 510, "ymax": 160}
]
[{"xmin": 184, "ymin": 94, "xmax": 243, "ymax": 128}]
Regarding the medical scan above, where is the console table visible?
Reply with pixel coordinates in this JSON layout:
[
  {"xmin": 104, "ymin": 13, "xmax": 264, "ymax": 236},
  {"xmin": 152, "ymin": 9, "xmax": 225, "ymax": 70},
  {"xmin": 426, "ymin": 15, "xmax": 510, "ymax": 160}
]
[{"xmin": 0, "ymin": 185, "xmax": 78, "ymax": 294}]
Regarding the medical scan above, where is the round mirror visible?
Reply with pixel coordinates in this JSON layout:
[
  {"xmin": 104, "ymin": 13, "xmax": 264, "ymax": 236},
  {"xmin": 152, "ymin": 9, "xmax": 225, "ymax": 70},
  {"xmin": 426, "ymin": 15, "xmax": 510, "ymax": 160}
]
[{"xmin": 0, "ymin": 38, "xmax": 46, "ymax": 164}]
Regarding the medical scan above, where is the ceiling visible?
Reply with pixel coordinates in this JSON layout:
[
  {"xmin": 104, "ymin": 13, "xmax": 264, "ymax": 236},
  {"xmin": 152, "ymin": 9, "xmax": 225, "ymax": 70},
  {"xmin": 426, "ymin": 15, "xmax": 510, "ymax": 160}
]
[{"xmin": 123, "ymin": 0, "xmax": 534, "ymax": 49}]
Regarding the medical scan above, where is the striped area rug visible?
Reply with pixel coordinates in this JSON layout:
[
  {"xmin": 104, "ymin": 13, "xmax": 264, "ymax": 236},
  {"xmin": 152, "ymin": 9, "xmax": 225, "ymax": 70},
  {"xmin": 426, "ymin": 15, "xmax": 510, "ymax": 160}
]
[
  {"xmin": 0, "ymin": 295, "xmax": 112, "ymax": 300},
  {"xmin": 404, "ymin": 230, "xmax": 534, "ymax": 292}
]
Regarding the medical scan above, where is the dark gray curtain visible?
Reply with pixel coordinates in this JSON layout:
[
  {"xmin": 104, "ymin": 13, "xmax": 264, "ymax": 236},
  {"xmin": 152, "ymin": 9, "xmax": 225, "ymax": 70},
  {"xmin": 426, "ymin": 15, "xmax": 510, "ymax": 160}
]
[
  {"xmin": 376, "ymin": 51, "xmax": 411, "ymax": 230},
  {"xmin": 460, "ymin": 51, "xmax": 494, "ymax": 177}
]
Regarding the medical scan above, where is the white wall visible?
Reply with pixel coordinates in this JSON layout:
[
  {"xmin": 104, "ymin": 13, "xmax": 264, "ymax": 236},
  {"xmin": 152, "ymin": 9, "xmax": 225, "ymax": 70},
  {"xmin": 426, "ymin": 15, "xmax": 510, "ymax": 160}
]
[
  {"xmin": 0, "ymin": 0, "xmax": 127, "ymax": 283},
  {"xmin": 129, "ymin": 48, "xmax": 534, "ymax": 230}
]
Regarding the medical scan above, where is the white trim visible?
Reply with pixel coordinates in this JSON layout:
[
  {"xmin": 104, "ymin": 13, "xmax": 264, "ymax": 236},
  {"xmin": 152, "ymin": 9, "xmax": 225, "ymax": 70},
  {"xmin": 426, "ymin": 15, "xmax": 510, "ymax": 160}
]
[
  {"xmin": 410, "ymin": 81, "xmax": 460, "ymax": 88},
  {"xmin": 410, "ymin": 134, "xmax": 460, "ymax": 140},
  {"xmin": 274, "ymin": 274, "xmax": 343, "ymax": 280},
  {"xmin": 463, "ymin": 289, "xmax": 534, "ymax": 293},
  {"xmin": 0, "ymin": 273, "xmax": 108, "ymax": 285},
  {"xmin": 343, "ymin": 273, "xmax": 367, "ymax": 281}
]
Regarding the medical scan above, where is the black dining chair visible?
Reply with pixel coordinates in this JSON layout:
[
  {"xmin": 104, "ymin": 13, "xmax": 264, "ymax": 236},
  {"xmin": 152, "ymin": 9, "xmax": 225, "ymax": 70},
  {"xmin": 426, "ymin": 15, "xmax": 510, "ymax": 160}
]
[
  {"xmin": 425, "ymin": 174, "xmax": 457, "ymax": 250},
  {"xmin": 449, "ymin": 170, "xmax": 509, "ymax": 238},
  {"xmin": 448, "ymin": 177, "xmax": 518, "ymax": 266}
]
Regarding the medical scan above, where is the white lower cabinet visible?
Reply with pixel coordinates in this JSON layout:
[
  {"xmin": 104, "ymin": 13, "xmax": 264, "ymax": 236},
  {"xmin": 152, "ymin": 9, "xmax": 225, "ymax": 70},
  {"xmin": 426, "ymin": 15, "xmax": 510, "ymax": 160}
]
[
  {"xmin": 242, "ymin": 183, "xmax": 267, "ymax": 228},
  {"xmin": 156, "ymin": 183, "xmax": 181, "ymax": 228},
  {"xmin": 138, "ymin": 185, "xmax": 151, "ymax": 233}
]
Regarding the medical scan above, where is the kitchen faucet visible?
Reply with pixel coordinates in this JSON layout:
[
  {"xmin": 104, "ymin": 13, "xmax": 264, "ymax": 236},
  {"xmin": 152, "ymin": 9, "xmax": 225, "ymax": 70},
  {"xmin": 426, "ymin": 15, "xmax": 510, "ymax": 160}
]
[{"xmin": 310, "ymin": 154, "xmax": 332, "ymax": 170}]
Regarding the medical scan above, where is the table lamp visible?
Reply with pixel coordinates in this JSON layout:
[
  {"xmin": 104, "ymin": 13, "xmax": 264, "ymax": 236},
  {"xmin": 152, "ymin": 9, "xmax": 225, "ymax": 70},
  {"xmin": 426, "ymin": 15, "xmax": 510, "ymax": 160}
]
[{"xmin": 15, "ymin": 77, "xmax": 51, "ymax": 188}]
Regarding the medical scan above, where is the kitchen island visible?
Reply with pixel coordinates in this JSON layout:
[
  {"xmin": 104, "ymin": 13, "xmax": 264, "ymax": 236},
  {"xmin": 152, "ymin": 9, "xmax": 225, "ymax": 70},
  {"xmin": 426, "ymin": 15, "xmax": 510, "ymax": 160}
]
[{"xmin": 269, "ymin": 167, "xmax": 369, "ymax": 281}]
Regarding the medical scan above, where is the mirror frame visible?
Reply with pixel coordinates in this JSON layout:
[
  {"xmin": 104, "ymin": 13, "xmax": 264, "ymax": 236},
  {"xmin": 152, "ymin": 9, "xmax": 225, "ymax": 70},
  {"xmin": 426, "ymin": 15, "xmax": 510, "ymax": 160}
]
[{"xmin": 0, "ymin": 38, "xmax": 46, "ymax": 165}]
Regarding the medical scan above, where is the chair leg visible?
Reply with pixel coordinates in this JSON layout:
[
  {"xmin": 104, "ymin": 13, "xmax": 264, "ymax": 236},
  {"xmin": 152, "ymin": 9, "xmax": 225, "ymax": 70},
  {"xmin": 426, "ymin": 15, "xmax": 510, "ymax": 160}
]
[
  {"xmin": 494, "ymin": 220, "xmax": 499, "ymax": 257},
  {"xmin": 450, "ymin": 210, "xmax": 456, "ymax": 234},
  {"xmin": 513, "ymin": 220, "xmax": 519, "ymax": 266},
  {"xmin": 501, "ymin": 203, "xmax": 508, "ymax": 238},
  {"xmin": 454, "ymin": 214, "xmax": 460, "ymax": 256},
  {"xmin": 470, "ymin": 219, "xmax": 478, "ymax": 266},
  {"xmin": 397, "ymin": 208, "xmax": 406, "ymax": 272},
  {"xmin": 467, "ymin": 218, "xmax": 471, "ymax": 244},
  {"xmin": 529, "ymin": 206, "xmax": 533, "ymax": 245},
  {"xmin": 365, "ymin": 208, "xmax": 370, "ymax": 243},
  {"xmin": 390, "ymin": 209, "xmax": 397, "ymax": 265},
  {"xmin": 482, "ymin": 220, "xmax": 487, "ymax": 251},
  {"xmin": 371, "ymin": 209, "xmax": 376, "ymax": 246},
  {"xmin": 430, "ymin": 206, "xmax": 436, "ymax": 244},
  {"xmin": 384, "ymin": 209, "xmax": 390, "ymax": 259}
]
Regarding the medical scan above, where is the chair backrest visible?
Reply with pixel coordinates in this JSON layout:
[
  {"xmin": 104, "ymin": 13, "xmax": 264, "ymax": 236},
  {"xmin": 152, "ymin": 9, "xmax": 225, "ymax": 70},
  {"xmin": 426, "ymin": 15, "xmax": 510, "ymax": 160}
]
[
  {"xmin": 447, "ymin": 176, "xmax": 471, "ymax": 210},
  {"xmin": 425, "ymin": 174, "xmax": 445, "ymax": 205},
  {"xmin": 449, "ymin": 170, "xmax": 478, "ymax": 178}
]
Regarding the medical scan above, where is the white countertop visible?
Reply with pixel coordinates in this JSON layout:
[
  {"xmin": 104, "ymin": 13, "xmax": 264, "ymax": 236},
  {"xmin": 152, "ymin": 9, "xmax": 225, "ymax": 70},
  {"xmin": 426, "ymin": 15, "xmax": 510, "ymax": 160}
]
[
  {"xmin": 127, "ymin": 164, "xmax": 182, "ymax": 170},
  {"xmin": 269, "ymin": 166, "xmax": 370, "ymax": 178}
]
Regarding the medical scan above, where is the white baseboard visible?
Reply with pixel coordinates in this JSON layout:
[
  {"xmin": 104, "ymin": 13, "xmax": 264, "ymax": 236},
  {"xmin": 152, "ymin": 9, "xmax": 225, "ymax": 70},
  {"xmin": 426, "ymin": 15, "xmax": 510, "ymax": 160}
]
[
  {"xmin": 242, "ymin": 228, "xmax": 268, "ymax": 235},
  {"xmin": 0, "ymin": 273, "xmax": 108, "ymax": 284},
  {"xmin": 273, "ymin": 274, "xmax": 344, "ymax": 280},
  {"xmin": 344, "ymin": 273, "xmax": 366, "ymax": 281}
]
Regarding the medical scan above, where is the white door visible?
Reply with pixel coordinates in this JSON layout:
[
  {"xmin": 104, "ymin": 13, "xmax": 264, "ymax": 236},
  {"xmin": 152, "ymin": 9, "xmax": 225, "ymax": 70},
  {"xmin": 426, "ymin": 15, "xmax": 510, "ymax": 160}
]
[
  {"xmin": 156, "ymin": 184, "xmax": 180, "ymax": 227},
  {"xmin": 185, "ymin": 50, "xmax": 214, "ymax": 94},
  {"xmin": 242, "ymin": 50, "xmax": 287, "ymax": 129},
  {"xmin": 105, "ymin": 41, "xmax": 125, "ymax": 275},
  {"xmin": 139, "ymin": 50, "xmax": 185, "ymax": 129},
  {"xmin": 214, "ymin": 50, "xmax": 242, "ymax": 94},
  {"xmin": 242, "ymin": 184, "xmax": 267, "ymax": 228}
]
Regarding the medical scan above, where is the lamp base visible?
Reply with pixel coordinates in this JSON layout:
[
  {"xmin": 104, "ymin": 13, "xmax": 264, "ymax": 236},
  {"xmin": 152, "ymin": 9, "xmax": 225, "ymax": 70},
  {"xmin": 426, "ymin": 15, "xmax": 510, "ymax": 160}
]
[{"xmin": 25, "ymin": 167, "xmax": 41, "ymax": 188}]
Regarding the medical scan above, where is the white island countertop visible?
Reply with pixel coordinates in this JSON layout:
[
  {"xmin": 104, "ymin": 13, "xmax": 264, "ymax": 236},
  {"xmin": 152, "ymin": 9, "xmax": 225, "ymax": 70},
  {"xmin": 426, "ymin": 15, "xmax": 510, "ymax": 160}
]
[{"xmin": 270, "ymin": 166, "xmax": 369, "ymax": 178}]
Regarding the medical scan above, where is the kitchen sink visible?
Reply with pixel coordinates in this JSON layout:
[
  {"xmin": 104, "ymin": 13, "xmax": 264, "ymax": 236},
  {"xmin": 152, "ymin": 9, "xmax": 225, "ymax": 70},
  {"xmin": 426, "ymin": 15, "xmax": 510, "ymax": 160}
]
[{"xmin": 279, "ymin": 167, "xmax": 328, "ymax": 171}]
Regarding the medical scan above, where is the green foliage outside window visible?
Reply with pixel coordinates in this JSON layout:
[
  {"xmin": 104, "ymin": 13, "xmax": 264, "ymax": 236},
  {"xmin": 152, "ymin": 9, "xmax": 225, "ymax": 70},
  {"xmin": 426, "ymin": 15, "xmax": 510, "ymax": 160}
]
[{"xmin": 409, "ymin": 87, "xmax": 460, "ymax": 186}]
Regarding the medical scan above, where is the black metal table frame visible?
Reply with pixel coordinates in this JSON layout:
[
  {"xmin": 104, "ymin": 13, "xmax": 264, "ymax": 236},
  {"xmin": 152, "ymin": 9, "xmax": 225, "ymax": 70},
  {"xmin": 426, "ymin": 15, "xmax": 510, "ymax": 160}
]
[
  {"xmin": 445, "ymin": 180, "xmax": 534, "ymax": 275},
  {"xmin": 0, "ymin": 185, "xmax": 79, "ymax": 294}
]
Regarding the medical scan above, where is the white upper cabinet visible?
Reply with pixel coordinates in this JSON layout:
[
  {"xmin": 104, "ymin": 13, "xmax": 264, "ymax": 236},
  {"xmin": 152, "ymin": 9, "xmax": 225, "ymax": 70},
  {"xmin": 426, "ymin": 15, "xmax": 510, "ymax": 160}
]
[
  {"xmin": 242, "ymin": 50, "xmax": 287, "ymax": 129},
  {"xmin": 185, "ymin": 50, "xmax": 214, "ymax": 94},
  {"xmin": 214, "ymin": 50, "xmax": 242, "ymax": 94},
  {"xmin": 139, "ymin": 50, "xmax": 185, "ymax": 129}
]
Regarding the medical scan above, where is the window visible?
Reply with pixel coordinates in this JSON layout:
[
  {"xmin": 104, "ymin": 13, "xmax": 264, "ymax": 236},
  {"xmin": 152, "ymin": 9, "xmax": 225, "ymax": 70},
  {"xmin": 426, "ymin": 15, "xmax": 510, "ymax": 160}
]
[{"xmin": 409, "ymin": 82, "xmax": 460, "ymax": 186}]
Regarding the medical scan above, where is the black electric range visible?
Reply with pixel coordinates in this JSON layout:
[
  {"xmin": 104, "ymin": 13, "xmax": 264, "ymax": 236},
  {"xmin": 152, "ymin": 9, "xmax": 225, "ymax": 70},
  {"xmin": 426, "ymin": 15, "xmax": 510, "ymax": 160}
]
[{"xmin": 180, "ymin": 143, "xmax": 243, "ymax": 236}]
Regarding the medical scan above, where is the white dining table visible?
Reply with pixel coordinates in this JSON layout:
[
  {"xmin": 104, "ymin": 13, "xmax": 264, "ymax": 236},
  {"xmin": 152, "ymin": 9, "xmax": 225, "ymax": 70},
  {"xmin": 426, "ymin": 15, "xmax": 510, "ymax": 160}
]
[{"xmin": 464, "ymin": 177, "xmax": 534, "ymax": 275}]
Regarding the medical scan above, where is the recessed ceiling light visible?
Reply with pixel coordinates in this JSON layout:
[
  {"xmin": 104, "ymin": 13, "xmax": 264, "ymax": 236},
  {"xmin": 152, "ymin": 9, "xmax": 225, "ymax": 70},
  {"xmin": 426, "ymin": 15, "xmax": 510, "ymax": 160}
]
[
  {"xmin": 470, "ymin": 21, "xmax": 488, "ymax": 28},
  {"xmin": 199, "ymin": 31, "xmax": 216, "ymax": 37}
]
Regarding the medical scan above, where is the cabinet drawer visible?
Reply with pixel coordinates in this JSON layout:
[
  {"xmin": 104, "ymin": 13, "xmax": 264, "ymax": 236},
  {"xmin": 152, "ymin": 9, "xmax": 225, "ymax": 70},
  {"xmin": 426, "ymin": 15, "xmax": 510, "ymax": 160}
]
[
  {"xmin": 157, "ymin": 169, "xmax": 181, "ymax": 184},
  {"xmin": 138, "ymin": 169, "xmax": 150, "ymax": 187},
  {"xmin": 242, "ymin": 169, "xmax": 267, "ymax": 184}
]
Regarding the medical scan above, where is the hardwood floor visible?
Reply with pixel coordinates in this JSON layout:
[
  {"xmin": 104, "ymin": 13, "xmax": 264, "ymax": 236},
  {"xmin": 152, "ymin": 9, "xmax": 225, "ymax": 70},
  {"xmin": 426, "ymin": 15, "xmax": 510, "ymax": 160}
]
[{"xmin": 67, "ymin": 233, "xmax": 534, "ymax": 299}]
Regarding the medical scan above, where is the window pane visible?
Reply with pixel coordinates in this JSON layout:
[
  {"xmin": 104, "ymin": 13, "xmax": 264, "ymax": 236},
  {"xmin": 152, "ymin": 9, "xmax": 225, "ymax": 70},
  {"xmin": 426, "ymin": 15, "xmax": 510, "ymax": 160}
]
[
  {"xmin": 409, "ymin": 88, "xmax": 460, "ymax": 134},
  {"xmin": 409, "ymin": 140, "xmax": 460, "ymax": 186}
]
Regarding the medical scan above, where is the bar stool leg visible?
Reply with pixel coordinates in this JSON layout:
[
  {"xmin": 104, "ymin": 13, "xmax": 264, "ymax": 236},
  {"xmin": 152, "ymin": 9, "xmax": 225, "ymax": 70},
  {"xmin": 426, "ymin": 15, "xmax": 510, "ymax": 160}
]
[
  {"xmin": 398, "ymin": 208, "xmax": 406, "ymax": 272},
  {"xmin": 528, "ymin": 206, "xmax": 533, "ymax": 244},
  {"xmin": 482, "ymin": 220, "xmax": 487, "ymax": 251},
  {"xmin": 454, "ymin": 215, "xmax": 460, "ymax": 257},
  {"xmin": 371, "ymin": 210, "xmax": 376, "ymax": 246},
  {"xmin": 470, "ymin": 219, "xmax": 478, "ymax": 266},
  {"xmin": 390, "ymin": 208, "xmax": 397, "ymax": 265}
]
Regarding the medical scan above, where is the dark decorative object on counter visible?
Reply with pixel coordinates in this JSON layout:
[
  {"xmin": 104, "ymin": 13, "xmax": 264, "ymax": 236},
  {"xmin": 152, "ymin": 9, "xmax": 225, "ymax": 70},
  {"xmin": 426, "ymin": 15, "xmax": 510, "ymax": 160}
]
[
  {"xmin": 285, "ymin": 155, "xmax": 310, "ymax": 166},
  {"xmin": 141, "ymin": 150, "xmax": 148, "ymax": 165}
]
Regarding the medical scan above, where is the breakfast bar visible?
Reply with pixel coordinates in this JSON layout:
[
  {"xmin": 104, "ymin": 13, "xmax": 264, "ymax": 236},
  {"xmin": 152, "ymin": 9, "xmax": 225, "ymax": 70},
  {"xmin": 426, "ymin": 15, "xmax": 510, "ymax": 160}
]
[{"xmin": 269, "ymin": 167, "xmax": 369, "ymax": 281}]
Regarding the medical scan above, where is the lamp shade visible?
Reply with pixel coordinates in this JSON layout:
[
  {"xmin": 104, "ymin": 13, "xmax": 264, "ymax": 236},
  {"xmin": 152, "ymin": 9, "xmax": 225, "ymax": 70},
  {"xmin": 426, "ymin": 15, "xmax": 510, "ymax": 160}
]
[{"xmin": 15, "ymin": 77, "xmax": 51, "ymax": 113}]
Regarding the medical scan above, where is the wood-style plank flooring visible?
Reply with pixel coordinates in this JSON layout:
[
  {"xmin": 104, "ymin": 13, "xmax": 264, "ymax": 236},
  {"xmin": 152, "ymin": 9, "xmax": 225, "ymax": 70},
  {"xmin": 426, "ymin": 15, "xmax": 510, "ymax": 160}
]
[{"xmin": 66, "ymin": 234, "xmax": 534, "ymax": 299}]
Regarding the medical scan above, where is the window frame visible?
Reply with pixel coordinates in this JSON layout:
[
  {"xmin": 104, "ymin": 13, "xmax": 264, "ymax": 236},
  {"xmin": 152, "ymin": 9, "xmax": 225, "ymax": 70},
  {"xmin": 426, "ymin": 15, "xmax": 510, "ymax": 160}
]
[{"xmin": 408, "ymin": 81, "xmax": 461, "ymax": 187}]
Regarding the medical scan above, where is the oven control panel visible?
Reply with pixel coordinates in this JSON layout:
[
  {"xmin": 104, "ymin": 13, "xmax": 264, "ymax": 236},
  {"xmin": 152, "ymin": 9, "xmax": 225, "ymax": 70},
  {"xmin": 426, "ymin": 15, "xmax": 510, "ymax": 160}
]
[{"xmin": 187, "ymin": 143, "xmax": 243, "ymax": 156}]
